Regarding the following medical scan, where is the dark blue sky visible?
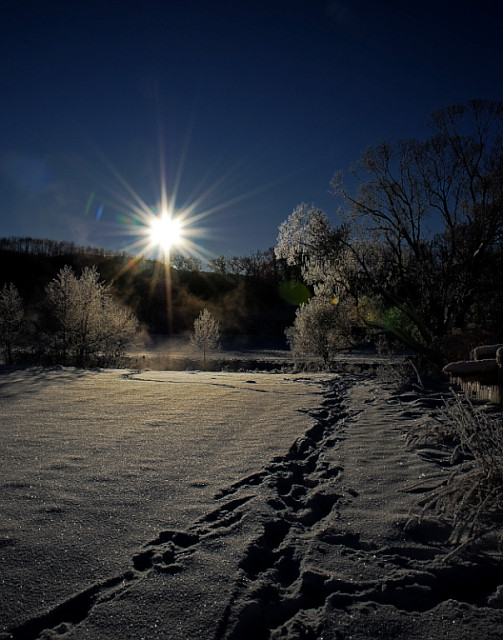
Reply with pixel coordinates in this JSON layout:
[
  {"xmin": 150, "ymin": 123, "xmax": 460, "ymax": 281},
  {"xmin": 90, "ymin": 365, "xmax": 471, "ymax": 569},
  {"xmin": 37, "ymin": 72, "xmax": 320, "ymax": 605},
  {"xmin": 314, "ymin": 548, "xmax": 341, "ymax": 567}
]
[{"xmin": 1, "ymin": 0, "xmax": 502, "ymax": 261}]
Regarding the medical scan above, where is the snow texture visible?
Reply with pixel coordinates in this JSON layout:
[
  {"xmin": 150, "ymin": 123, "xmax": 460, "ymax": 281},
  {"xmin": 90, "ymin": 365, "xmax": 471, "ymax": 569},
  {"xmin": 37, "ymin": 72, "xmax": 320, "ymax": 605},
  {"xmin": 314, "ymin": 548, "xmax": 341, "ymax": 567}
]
[{"xmin": 1, "ymin": 367, "xmax": 503, "ymax": 639}]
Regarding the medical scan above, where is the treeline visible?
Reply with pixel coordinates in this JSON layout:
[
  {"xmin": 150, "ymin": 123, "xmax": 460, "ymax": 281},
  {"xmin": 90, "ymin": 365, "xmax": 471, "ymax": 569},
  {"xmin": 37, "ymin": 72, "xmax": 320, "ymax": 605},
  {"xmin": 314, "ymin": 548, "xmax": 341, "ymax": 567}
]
[
  {"xmin": 0, "ymin": 239, "xmax": 299, "ymax": 338},
  {"xmin": 0, "ymin": 236, "xmax": 118, "ymax": 258}
]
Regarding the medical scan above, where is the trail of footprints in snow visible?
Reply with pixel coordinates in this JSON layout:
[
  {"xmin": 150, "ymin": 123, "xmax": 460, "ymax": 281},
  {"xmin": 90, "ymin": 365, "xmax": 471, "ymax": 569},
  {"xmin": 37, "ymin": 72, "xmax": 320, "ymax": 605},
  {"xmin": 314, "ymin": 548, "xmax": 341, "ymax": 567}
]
[
  {"xmin": 214, "ymin": 379, "xmax": 503, "ymax": 640},
  {"xmin": 6, "ymin": 377, "xmax": 503, "ymax": 640},
  {"xmin": 214, "ymin": 381, "xmax": 349, "ymax": 640}
]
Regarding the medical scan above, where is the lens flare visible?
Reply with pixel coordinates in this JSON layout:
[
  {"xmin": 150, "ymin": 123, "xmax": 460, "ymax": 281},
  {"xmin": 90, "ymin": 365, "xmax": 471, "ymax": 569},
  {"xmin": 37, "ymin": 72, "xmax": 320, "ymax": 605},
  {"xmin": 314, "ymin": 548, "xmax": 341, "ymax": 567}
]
[{"xmin": 279, "ymin": 281, "xmax": 311, "ymax": 305}]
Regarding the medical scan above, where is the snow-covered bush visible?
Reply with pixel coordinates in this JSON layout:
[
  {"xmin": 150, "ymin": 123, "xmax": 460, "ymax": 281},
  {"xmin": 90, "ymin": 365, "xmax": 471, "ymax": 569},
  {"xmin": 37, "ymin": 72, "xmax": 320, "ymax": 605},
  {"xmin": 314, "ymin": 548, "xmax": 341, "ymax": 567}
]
[{"xmin": 286, "ymin": 295, "xmax": 353, "ymax": 369}]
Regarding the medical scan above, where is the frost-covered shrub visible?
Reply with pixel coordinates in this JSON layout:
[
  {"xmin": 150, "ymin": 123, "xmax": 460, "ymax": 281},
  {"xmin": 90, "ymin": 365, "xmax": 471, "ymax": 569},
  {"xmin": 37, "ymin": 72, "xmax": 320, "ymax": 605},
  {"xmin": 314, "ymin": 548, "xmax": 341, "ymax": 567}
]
[
  {"xmin": 418, "ymin": 393, "xmax": 503, "ymax": 546},
  {"xmin": 286, "ymin": 295, "xmax": 353, "ymax": 369},
  {"xmin": 40, "ymin": 265, "xmax": 137, "ymax": 367}
]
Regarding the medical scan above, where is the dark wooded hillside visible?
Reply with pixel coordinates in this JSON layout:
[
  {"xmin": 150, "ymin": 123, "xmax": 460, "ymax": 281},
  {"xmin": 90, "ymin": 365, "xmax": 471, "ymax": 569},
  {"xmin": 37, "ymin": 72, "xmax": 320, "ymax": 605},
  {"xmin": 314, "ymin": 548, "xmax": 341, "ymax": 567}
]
[{"xmin": 0, "ymin": 237, "xmax": 298, "ymax": 336}]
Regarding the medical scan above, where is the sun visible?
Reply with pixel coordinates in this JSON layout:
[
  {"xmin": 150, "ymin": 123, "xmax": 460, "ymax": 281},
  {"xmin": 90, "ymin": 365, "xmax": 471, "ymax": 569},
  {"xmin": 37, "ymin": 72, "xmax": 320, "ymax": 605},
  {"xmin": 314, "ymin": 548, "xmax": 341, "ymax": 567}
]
[{"xmin": 149, "ymin": 212, "xmax": 182, "ymax": 254}]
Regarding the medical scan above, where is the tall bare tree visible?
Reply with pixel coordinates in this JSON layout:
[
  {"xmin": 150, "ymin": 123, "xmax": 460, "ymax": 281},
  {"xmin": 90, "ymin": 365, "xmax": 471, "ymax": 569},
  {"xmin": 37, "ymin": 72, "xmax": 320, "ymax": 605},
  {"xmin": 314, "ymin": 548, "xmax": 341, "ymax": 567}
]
[{"xmin": 332, "ymin": 101, "xmax": 503, "ymax": 347}]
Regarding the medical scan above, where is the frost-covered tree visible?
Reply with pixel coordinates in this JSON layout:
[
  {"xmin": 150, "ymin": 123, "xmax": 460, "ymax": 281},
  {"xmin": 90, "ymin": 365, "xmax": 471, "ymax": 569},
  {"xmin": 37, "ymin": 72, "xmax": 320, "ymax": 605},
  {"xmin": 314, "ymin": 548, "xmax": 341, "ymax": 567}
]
[
  {"xmin": 276, "ymin": 204, "xmax": 336, "ymax": 270},
  {"xmin": 41, "ymin": 265, "xmax": 137, "ymax": 366},
  {"xmin": 276, "ymin": 203, "xmax": 358, "ymax": 359},
  {"xmin": 71, "ymin": 266, "xmax": 107, "ymax": 366},
  {"xmin": 190, "ymin": 308, "xmax": 220, "ymax": 370},
  {"xmin": 100, "ymin": 301, "xmax": 138, "ymax": 367},
  {"xmin": 286, "ymin": 295, "xmax": 354, "ymax": 369},
  {"xmin": 0, "ymin": 283, "xmax": 24, "ymax": 364},
  {"xmin": 275, "ymin": 203, "xmax": 353, "ymax": 300},
  {"xmin": 42, "ymin": 265, "xmax": 78, "ymax": 364}
]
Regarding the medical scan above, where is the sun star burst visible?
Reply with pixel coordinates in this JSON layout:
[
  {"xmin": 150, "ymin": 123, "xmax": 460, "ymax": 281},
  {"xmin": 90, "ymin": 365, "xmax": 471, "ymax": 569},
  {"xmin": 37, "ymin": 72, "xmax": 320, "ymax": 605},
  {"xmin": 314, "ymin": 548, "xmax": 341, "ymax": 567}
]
[{"xmin": 149, "ymin": 212, "xmax": 183, "ymax": 254}]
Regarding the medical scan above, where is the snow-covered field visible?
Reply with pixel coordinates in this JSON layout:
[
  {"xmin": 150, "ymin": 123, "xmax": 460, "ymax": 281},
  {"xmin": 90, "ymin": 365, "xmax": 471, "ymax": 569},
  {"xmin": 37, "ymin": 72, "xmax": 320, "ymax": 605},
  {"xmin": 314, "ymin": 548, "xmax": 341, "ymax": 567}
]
[
  {"xmin": 1, "ymin": 366, "xmax": 503, "ymax": 639},
  {"xmin": 0, "ymin": 368, "xmax": 326, "ymax": 637}
]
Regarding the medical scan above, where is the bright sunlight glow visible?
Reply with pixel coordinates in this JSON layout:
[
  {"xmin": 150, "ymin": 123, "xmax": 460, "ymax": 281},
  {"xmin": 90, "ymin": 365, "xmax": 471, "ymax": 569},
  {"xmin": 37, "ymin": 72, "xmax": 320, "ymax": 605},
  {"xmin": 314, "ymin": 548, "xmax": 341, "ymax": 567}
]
[
  {"xmin": 149, "ymin": 212, "xmax": 182, "ymax": 254},
  {"xmin": 95, "ymin": 125, "xmax": 275, "ymax": 269}
]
